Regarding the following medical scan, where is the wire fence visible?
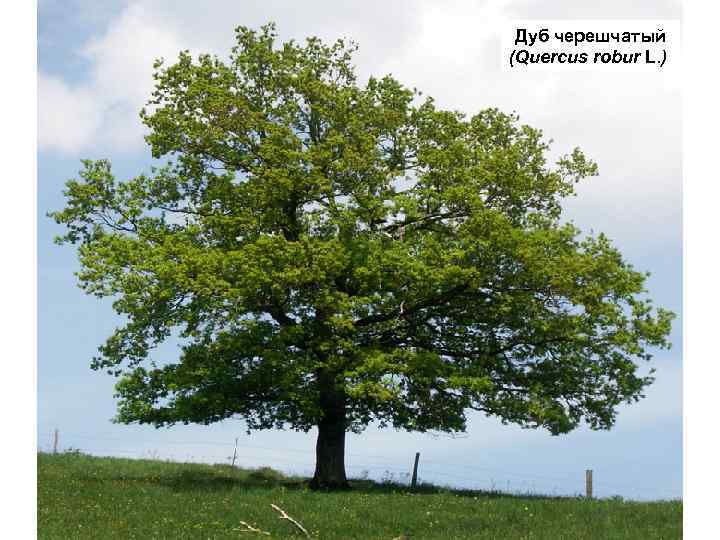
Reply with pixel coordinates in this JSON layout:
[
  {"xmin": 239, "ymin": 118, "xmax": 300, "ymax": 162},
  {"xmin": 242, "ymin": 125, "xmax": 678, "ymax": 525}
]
[{"xmin": 37, "ymin": 429, "xmax": 681, "ymax": 501}]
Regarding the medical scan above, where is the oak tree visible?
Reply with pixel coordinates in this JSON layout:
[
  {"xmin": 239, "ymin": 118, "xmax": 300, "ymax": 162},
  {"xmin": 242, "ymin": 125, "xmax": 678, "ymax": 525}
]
[{"xmin": 51, "ymin": 24, "xmax": 674, "ymax": 489}]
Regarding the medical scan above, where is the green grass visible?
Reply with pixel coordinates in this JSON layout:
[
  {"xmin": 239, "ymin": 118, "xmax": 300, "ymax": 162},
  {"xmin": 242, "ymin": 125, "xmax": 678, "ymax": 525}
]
[{"xmin": 38, "ymin": 452, "xmax": 681, "ymax": 539}]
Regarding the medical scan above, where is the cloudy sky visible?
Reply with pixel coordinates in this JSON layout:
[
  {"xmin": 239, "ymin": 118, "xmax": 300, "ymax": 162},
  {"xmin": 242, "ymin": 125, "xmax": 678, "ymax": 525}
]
[{"xmin": 38, "ymin": 0, "xmax": 682, "ymax": 500}]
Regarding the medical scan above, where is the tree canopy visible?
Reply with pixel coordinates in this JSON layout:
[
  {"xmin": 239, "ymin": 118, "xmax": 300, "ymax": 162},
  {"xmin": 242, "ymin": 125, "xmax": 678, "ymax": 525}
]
[{"xmin": 51, "ymin": 23, "xmax": 674, "ymax": 488}]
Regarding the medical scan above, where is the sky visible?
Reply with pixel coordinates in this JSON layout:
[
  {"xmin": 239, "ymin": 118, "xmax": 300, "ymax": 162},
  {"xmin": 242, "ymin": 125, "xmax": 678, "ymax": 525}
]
[{"xmin": 38, "ymin": 0, "xmax": 682, "ymax": 500}]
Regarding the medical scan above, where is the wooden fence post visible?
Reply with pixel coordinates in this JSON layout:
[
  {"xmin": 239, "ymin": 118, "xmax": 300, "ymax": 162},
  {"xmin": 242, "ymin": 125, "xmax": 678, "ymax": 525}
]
[
  {"xmin": 53, "ymin": 428, "xmax": 59, "ymax": 454},
  {"xmin": 231, "ymin": 437, "xmax": 238, "ymax": 468},
  {"xmin": 585, "ymin": 469, "xmax": 593, "ymax": 499},
  {"xmin": 411, "ymin": 452, "xmax": 420, "ymax": 488}
]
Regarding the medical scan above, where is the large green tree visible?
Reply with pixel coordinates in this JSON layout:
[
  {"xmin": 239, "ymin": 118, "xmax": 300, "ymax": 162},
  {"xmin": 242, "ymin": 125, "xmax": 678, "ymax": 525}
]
[{"xmin": 51, "ymin": 24, "xmax": 673, "ymax": 488}]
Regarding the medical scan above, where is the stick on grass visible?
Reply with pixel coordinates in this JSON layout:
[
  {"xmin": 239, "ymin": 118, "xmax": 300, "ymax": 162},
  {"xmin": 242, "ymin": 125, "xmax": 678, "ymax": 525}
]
[
  {"xmin": 271, "ymin": 503, "xmax": 311, "ymax": 538},
  {"xmin": 236, "ymin": 521, "xmax": 271, "ymax": 535}
]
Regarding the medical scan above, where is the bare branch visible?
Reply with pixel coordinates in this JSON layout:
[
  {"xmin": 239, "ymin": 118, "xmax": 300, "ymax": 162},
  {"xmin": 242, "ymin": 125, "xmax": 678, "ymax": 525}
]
[
  {"xmin": 381, "ymin": 210, "xmax": 464, "ymax": 234},
  {"xmin": 270, "ymin": 503, "xmax": 311, "ymax": 538},
  {"xmin": 235, "ymin": 521, "xmax": 271, "ymax": 535}
]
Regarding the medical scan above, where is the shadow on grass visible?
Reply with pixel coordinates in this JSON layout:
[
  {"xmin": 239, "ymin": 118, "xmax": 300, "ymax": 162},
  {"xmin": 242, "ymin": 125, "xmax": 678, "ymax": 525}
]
[
  {"xmin": 159, "ymin": 467, "xmax": 307, "ymax": 492},
  {"xmin": 157, "ymin": 469, "xmax": 570, "ymax": 501},
  {"xmin": 344, "ymin": 479, "xmax": 571, "ymax": 501},
  {"xmin": 39, "ymin": 452, "xmax": 574, "ymax": 501},
  {"xmin": 118, "ymin": 473, "xmax": 566, "ymax": 502},
  {"xmin": 64, "ymin": 467, "xmax": 568, "ymax": 501}
]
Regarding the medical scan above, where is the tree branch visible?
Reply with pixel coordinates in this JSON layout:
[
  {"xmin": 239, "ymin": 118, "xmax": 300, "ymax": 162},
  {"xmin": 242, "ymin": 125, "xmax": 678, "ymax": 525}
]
[
  {"xmin": 354, "ymin": 284, "xmax": 468, "ymax": 327},
  {"xmin": 270, "ymin": 504, "xmax": 310, "ymax": 538}
]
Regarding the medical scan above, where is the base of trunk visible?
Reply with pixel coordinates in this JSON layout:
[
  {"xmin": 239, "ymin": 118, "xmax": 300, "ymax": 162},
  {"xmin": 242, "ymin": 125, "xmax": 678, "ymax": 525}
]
[{"xmin": 307, "ymin": 477, "xmax": 351, "ymax": 490}]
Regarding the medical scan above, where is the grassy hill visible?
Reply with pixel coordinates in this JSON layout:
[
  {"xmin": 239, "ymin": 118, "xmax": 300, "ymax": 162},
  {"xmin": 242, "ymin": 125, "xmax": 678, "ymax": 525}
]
[{"xmin": 38, "ymin": 452, "xmax": 681, "ymax": 539}]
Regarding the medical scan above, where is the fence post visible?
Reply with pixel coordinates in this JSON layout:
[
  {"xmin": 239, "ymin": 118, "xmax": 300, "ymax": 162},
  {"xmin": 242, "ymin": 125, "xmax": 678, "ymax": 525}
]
[
  {"xmin": 585, "ymin": 469, "xmax": 593, "ymax": 499},
  {"xmin": 231, "ymin": 437, "xmax": 238, "ymax": 468},
  {"xmin": 53, "ymin": 428, "xmax": 59, "ymax": 454},
  {"xmin": 411, "ymin": 452, "xmax": 420, "ymax": 488}
]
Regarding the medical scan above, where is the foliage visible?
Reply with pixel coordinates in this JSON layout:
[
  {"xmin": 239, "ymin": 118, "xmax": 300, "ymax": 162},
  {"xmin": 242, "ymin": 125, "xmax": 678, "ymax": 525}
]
[
  {"xmin": 50, "ymin": 23, "xmax": 673, "ymax": 441},
  {"xmin": 38, "ymin": 453, "xmax": 682, "ymax": 539}
]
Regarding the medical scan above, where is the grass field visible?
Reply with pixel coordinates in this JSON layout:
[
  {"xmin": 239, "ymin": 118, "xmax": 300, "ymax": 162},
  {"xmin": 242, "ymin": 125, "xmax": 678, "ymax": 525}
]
[{"xmin": 38, "ymin": 452, "xmax": 681, "ymax": 539}]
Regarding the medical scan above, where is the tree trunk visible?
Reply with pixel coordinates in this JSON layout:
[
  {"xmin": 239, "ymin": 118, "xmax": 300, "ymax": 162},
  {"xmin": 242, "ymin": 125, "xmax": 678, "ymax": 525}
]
[
  {"xmin": 309, "ymin": 377, "xmax": 349, "ymax": 490},
  {"xmin": 309, "ymin": 413, "xmax": 349, "ymax": 489}
]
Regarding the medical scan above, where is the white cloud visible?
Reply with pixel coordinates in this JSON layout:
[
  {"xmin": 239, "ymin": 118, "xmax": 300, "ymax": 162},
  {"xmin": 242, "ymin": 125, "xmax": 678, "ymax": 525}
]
[
  {"xmin": 506, "ymin": 0, "xmax": 681, "ymax": 20},
  {"xmin": 38, "ymin": 73, "xmax": 103, "ymax": 153},
  {"xmin": 80, "ymin": 3, "xmax": 185, "ymax": 107},
  {"xmin": 39, "ymin": 3, "xmax": 187, "ymax": 154}
]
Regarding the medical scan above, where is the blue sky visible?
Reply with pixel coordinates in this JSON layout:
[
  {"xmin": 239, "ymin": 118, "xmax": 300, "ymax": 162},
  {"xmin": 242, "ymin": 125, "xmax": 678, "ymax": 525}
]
[{"xmin": 38, "ymin": 0, "xmax": 682, "ymax": 500}]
